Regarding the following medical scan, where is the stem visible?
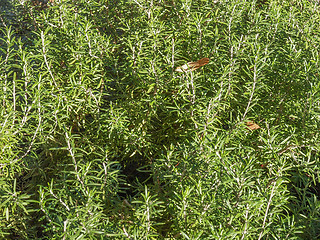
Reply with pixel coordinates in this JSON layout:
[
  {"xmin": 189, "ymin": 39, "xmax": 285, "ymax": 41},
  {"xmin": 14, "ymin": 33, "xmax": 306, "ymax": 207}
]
[{"xmin": 258, "ymin": 180, "xmax": 277, "ymax": 240}]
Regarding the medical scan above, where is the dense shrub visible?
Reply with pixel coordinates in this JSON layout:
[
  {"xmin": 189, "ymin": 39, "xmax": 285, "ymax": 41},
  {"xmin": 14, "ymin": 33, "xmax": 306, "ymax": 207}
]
[{"xmin": 0, "ymin": 0, "xmax": 319, "ymax": 238}]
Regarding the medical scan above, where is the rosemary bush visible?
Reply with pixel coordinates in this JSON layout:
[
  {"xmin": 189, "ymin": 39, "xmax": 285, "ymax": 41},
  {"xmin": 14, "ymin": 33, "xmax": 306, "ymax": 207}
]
[{"xmin": 0, "ymin": 0, "xmax": 320, "ymax": 239}]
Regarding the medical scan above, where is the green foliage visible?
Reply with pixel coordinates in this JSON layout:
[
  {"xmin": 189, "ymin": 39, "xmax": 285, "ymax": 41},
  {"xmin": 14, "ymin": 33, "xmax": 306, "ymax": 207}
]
[{"xmin": 0, "ymin": 0, "xmax": 320, "ymax": 239}]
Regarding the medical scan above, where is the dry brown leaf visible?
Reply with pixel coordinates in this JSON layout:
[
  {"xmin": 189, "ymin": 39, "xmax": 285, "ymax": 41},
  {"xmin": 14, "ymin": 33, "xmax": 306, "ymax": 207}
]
[
  {"xmin": 175, "ymin": 58, "xmax": 209, "ymax": 72},
  {"xmin": 246, "ymin": 121, "xmax": 261, "ymax": 131}
]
